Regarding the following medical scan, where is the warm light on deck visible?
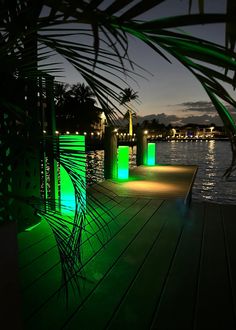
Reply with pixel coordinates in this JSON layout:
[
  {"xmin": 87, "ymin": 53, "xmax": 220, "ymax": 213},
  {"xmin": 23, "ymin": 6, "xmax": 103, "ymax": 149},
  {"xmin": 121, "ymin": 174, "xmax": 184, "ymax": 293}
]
[
  {"xmin": 120, "ymin": 180, "xmax": 184, "ymax": 194},
  {"xmin": 117, "ymin": 146, "xmax": 129, "ymax": 179}
]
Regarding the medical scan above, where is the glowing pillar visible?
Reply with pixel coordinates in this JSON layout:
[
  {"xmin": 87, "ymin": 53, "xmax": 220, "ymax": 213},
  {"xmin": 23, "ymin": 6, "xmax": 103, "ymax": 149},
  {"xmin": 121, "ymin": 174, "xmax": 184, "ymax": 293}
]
[
  {"xmin": 117, "ymin": 146, "xmax": 129, "ymax": 179},
  {"xmin": 60, "ymin": 165, "xmax": 75, "ymax": 213},
  {"xmin": 147, "ymin": 143, "xmax": 156, "ymax": 166},
  {"xmin": 59, "ymin": 135, "xmax": 86, "ymax": 214}
]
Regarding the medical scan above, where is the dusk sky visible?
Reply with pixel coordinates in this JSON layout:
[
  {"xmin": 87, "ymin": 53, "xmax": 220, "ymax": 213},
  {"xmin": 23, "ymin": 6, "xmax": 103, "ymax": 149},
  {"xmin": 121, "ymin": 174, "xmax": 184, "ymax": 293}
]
[{"xmin": 53, "ymin": 0, "xmax": 234, "ymax": 126}]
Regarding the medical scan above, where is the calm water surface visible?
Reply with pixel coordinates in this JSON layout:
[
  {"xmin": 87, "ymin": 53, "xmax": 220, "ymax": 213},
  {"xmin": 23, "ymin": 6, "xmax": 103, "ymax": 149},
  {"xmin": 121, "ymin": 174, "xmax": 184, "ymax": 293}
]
[{"xmin": 87, "ymin": 141, "xmax": 236, "ymax": 205}]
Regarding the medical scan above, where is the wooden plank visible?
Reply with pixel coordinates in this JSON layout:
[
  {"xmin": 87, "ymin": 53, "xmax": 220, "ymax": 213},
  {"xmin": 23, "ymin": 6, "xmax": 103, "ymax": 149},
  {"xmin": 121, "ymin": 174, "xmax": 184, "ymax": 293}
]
[
  {"xmin": 21, "ymin": 198, "xmax": 153, "ymax": 327},
  {"xmin": 100, "ymin": 165, "xmax": 198, "ymax": 200},
  {"xmin": 18, "ymin": 220, "xmax": 52, "ymax": 253},
  {"xmin": 149, "ymin": 202, "xmax": 204, "ymax": 330},
  {"xmin": 193, "ymin": 203, "xmax": 235, "ymax": 330},
  {"xmin": 17, "ymin": 191, "xmax": 118, "ymax": 254},
  {"xmin": 19, "ymin": 197, "xmax": 136, "ymax": 290},
  {"xmin": 18, "ymin": 196, "xmax": 121, "ymax": 270},
  {"xmin": 87, "ymin": 181, "xmax": 118, "ymax": 198},
  {"xmin": 64, "ymin": 200, "xmax": 185, "ymax": 330}
]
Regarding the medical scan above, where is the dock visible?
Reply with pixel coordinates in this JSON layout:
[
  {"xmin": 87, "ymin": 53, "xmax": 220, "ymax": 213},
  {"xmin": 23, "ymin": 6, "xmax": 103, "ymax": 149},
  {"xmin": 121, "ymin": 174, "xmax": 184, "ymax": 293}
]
[{"xmin": 17, "ymin": 165, "xmax": 236, "ymax": 329}]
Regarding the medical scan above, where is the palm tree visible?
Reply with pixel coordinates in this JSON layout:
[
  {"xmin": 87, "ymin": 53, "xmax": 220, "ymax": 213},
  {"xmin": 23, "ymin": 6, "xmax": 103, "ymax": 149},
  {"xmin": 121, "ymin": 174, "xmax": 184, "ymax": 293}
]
[
  {"xmin": 56, "ymin": 83, "xmax": 101, "ymax": 132},
  {"xmin": 71, "ymin": 83, "xmax": 96, "ymax": 105},
  {"xmin": 119, "ymin": 88, "xmax": 139, "ymax": 136},
  {"xmin": 54, "ymin": 83, "xmax": 70, "ymax": 108}
]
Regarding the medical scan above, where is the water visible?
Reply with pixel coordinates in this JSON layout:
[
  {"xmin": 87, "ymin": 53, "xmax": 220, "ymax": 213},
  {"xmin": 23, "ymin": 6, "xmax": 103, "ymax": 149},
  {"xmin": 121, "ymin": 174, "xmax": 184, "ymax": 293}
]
[{"xmin": 86, "ymin": 140, "xmax": 236, "ymax": 205}]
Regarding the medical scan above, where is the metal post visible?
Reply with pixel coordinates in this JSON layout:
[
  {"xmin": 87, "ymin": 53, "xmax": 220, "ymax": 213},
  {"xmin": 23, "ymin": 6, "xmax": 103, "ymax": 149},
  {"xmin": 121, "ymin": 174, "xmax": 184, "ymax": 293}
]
[
  {"xmin": 136, "ymin": 128, "xmax": 147, "ymax": 166},
  {"xmin": 104, "ymin": 126, "xmax": 117, "ymax": 180}
]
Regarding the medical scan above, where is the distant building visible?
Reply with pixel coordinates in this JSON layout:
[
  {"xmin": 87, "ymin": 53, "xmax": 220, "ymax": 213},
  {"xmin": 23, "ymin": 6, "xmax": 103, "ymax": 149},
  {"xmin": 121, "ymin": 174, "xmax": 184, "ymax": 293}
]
[
  {"xmin": 92, "ymin": 110, "xmax": 107, "ymax": 135},
  {"xmin": 171, "ymin": 124, "xmax": 227, "ymax": 139}
]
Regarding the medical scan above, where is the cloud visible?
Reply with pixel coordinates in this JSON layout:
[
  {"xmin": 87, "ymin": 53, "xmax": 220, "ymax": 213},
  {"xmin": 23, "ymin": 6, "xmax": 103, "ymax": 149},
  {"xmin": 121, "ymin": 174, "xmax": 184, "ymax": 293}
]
[
  {"xmin": 180, "ymin": 114, "xmax": 223, "ymax": 126},
  {"xmin": 177, "ymin": 101, "xmax": 215, "ymax": 113},
  {"xmin": 119, "ymin": 99, "xmax": 236, "ymax": 127},
  {"xmin": 135, "ymin": 112, "xmax": 224, "ymax": 126}
]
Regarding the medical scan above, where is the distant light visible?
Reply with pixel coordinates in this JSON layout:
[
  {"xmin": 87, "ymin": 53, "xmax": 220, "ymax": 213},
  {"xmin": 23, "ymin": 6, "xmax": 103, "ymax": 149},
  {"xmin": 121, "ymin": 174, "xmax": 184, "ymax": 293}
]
[
  {"xmin": 97, "ymin": 132, "xmax": 100, "ymax": 135},
  {"xmin": 91, "ymin": 132, "xmax": 94, "ymax": 135},
  {"xmin": 75, "ymin": 131, "xmax": 79, "ymax": 134},
  {"xmin": 144, "ymin": 130, "xmax": 148, "ymax": 135},
  {"xmin": 66, "ymin": 131, "xmax": 70, "ymax": 134},
  {"xmin": 55, "ymin": 131, "xmax": 59, "ymax": 134},
  {"xmin": 114, "ymin": 128, "xmax": 118, "ymax": 132},
  {"xmin": 133, "ymin": 133, "xmax": 136, "ymax": 136},
  {"xmin": 116, "ymin": 133, "xmax": 119, "ymax": 136},
  {"xmin": 43, "ymin": 130, "xmax": 46, "ymax": 134},
  {"xmin": 84, "ymin": 132, "xmax": 87, "ymax": 135}
]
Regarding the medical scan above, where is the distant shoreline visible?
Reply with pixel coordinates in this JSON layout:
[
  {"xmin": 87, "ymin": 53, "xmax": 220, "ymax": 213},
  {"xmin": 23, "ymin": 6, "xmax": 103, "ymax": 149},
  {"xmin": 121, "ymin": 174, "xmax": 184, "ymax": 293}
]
[{"xmin": 86, "ymin": 137, "xmax": 230, "ymax": 151}]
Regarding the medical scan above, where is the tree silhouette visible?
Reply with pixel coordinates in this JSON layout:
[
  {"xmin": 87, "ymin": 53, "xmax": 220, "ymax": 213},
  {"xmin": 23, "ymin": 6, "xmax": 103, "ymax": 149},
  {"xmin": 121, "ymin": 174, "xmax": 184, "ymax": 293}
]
[
  {"xmin": 56, "ymin": 83, "xmax": 101, "ymax": 132},
  {"xmin": 119, "ymin": 88, "xmax": 139, "ymax": 136}
]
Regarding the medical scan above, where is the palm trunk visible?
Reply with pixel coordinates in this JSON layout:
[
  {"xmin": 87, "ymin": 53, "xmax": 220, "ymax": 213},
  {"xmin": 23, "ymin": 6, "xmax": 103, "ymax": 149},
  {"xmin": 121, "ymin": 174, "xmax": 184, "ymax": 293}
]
[{"xmin": 129, "ymin": 110, "xmax": 133, "ymax": 136}]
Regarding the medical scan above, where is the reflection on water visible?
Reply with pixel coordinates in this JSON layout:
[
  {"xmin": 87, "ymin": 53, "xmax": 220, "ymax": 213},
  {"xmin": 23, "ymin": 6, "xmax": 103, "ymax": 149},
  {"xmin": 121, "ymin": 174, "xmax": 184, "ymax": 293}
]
[
  {"xmin": 86, "ymin": 150, "xmax": 104, "ymax": 185},
  {"xmin": 87, "ymin": 141, "xmax": 236, "ymax": 204}
]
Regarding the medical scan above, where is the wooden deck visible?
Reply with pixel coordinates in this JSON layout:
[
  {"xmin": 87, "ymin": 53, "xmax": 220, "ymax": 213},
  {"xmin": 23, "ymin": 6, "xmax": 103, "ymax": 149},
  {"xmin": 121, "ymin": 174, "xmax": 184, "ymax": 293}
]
[
  {"xmin": 16, "ymin": 165, "xmax": 236, "ymax": 329},
  {"xmin": 92, "ymin": 165, "xmax": 198, "ymax": 203}
]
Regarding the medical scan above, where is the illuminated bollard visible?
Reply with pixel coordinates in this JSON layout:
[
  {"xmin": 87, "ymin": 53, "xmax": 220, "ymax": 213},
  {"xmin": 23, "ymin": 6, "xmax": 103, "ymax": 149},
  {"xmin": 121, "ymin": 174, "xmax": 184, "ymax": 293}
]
[
  {"xmin": 59, "ymin": 135, "xmax": 86, "ymax": 214},
  {"xmin": 147, "ymin": 142, "xmax": 156, "ymax": 166},
  {"xmin": 117, "ymin": 146, "xmax": 129, "ymax": 179},
  {"xmin": 60, "ymin": 165, "xmax": 76, "ymax": 212}
]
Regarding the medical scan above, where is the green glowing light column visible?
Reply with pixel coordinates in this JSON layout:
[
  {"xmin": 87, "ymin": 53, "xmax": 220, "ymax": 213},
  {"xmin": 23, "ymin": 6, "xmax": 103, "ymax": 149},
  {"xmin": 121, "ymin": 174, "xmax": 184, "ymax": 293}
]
[
  {"xmin": 59, "ymin": 135, "xmax": 86, "ymax": 215},
  {"xmin": 147, "ymin": 143, "xmax": 156, "ymax": 166},
  {"xmin": 60, "ymin": 165, "xmax": 75, "ymax": 213},
  {"xmin": 117, "ymin": 146, "xmax": 129, "ymax": 179}
]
